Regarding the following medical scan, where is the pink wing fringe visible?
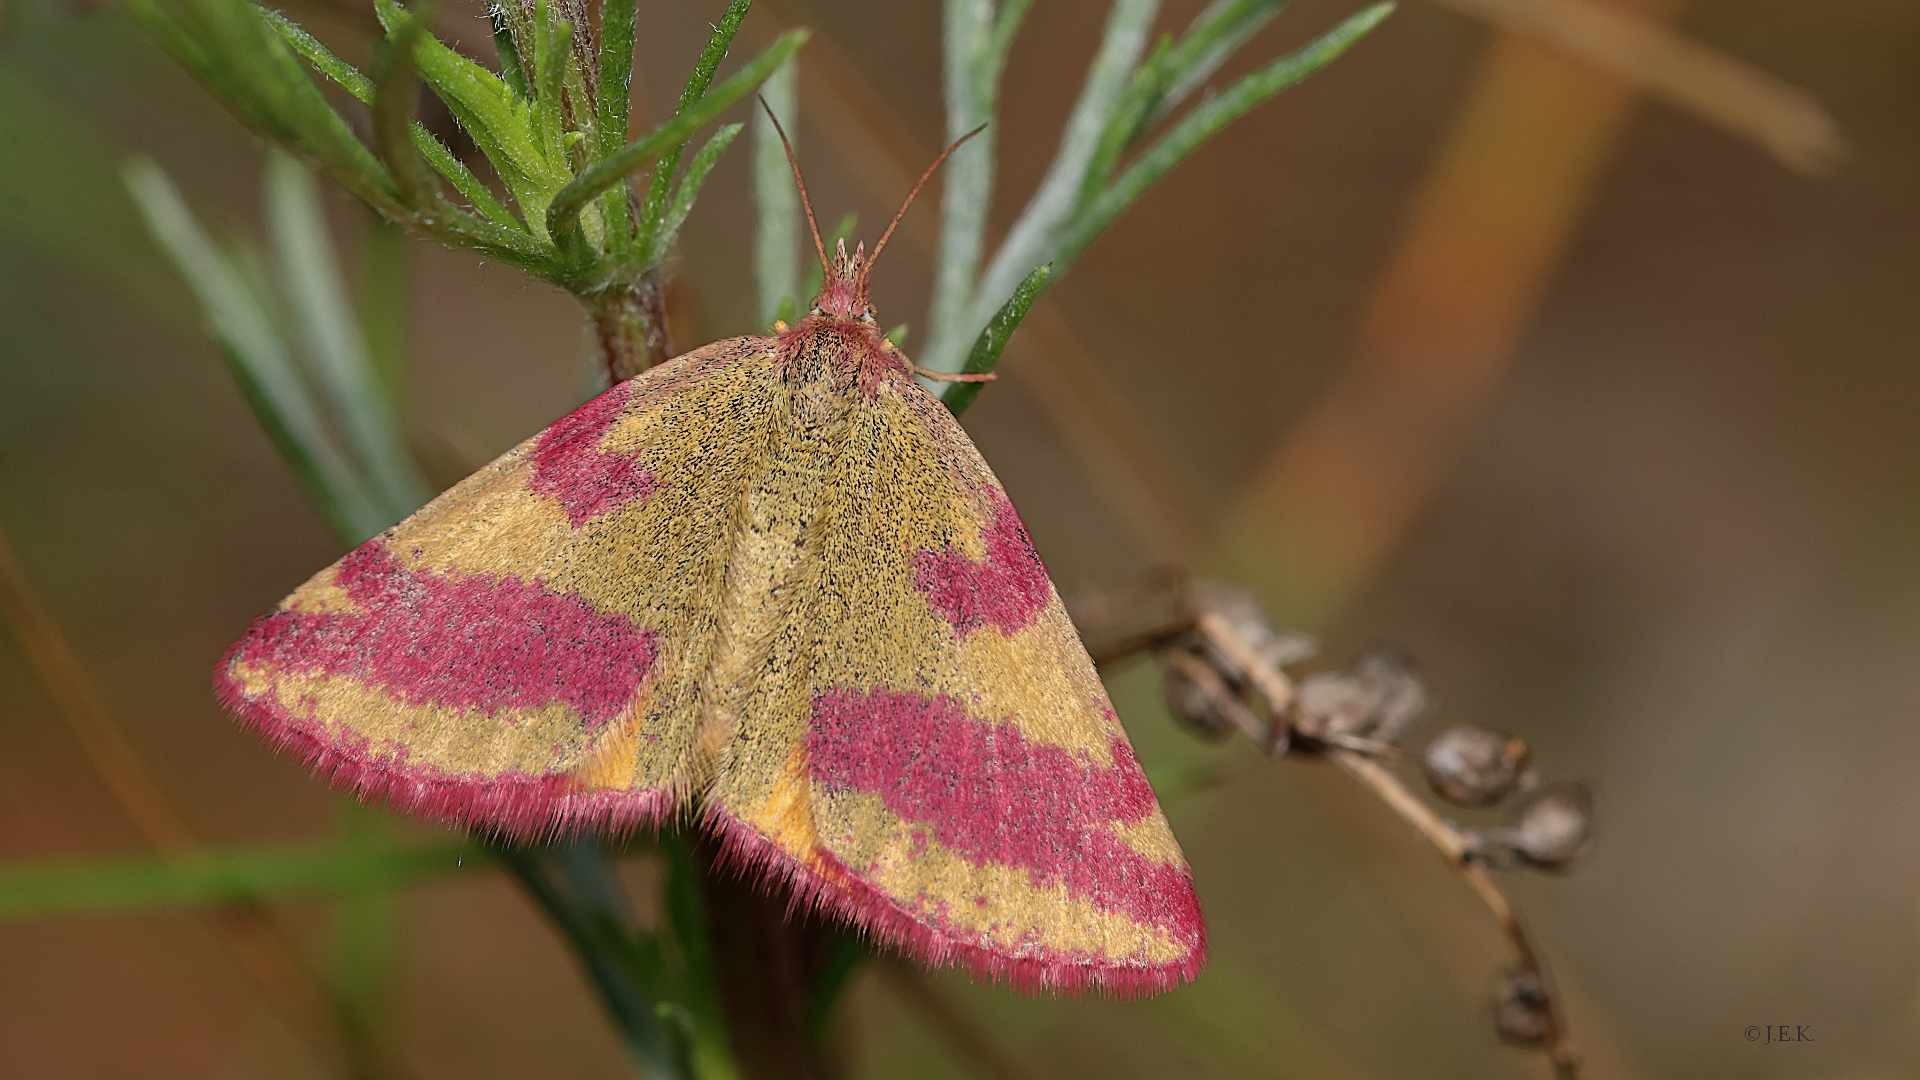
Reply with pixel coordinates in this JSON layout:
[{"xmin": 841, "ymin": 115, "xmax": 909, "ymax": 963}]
[
  {"xmin": 217, "ymin": 629, "xmax": 1202, "ymax": 996},
  {"xmin": 703, "ymin": 809, "xmax": 1208, "ymax": 998},
  {"xmin": 213, "ymin": 637, "xmax": 676, "ymax": 839}
]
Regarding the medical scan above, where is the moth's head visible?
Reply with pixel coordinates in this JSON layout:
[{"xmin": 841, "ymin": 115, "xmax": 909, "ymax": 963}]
[{"xmin": 809, "ymin": 238, "xmax": 878, "ymax": 325}]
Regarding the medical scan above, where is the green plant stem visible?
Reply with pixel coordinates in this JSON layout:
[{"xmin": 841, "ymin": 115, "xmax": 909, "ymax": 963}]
[{"xmin": 588, "ymin": 269, "xmax": 672, "ymax": 382}]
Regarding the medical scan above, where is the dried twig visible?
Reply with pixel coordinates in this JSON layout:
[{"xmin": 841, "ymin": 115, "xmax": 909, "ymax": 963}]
[{"xmin": 1079, "ymin": 571, "xmax": 1583, "ymax": 1077}]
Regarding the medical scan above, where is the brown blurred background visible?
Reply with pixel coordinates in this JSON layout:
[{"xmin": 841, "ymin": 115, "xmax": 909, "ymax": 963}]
[{"xmin": 3, "ymin": 0, "xmax": 1918, "ymax": 1077}]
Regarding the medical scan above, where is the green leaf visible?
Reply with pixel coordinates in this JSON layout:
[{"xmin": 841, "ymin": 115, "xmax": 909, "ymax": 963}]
[
  {"xmin": 635, "ymin": 0, "xmax": 755, "ymax": 264},
  {"xmin": 596, "ymin": 0, "xmax": 639, "ymax": 258},
  {"xmin": 179, "ymin": 0, "xmax": 403, "ymax": 213},
  {"xmin": 0, "ymin": 839, "xmax": 474, "ymax": 919},
  {"xmin": 941, "ymin": 262, "xmax": 1049, "ymax": 417},
  {"xmin": 1082, "ymin": 0, "xmax": 1295, "ymax": 203},
  {"xmin": 1058, "ymin": 2, "xmax": 1393, "ymax": 269},
  {"xmin": 933, "ymin": 0, "xmax": 1156, "ymax": 374},
  {"xmin": 124, "ymin": 158, "xmax": 391, "ymax": 542},
  {"xmin": 547, "ymin": 28, "xmax": 809, "ymax": 273},
  {"xmin": 752, "ymin": 54, "xmax": 799, "ymax": 328},
  {"xmin": 929, "ymin": 0, "xmax": 1025, "ymax": 381},
  {"xmin": 1148, "ymin": 0, "xmax": 1292, "ymax": 129},
  {"xmin": 370, "ymin": 16, "xmax": 446, "ymax": 216},
  {"xmin": 332, "ymin": 805, "xmax": 399, "ymax": 1040},
  {"xmin": 266, "ymin": 11, "xmax": 527, "ymax": 233},
  {"xmin": 529, "ymin": 0, "xmax": 571, "ymax": 168},
  {"xmin": 265, "ymin": 148, "xmax": 430, "ymax": 525},
  {"xmin": 490, "ymin": 5, "xmax": 531, "ymax": 100},
  {"xmin": 357, "ymin": 215, "xmax": 410, "ymax": 410},
  {"xmin": 373, "ymin": 0, "xmax": 560, "ymax": 232},
  {"xmin": 651, "ymin": 123, "xmax": 743, "ymax": 265}
]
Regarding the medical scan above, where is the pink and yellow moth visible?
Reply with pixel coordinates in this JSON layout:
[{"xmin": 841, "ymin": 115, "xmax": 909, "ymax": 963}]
[{"xmin": 216, "ymin": 130, "xmax": 1206, "ymax": 995}]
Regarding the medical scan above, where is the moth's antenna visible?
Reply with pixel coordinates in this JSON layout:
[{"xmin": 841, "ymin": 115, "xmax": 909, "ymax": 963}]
[
  {"xmin": 863, "ymin": 123, "xmax": 988, "ymax": 282},
  {"xmin": 758, "ymin": 96, "xmax": 829, "ymax": 279}
]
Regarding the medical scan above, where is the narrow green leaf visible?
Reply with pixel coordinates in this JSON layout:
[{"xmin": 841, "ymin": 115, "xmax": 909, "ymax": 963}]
[
  {"xmin": 547, "ymin": 28, "xmax": 809, "ymax": 270},
  {"xmin": 928, "ymin": 0, "xmax": 1001, "ymax": 384},
  {"xmin": 0, "ymin": 839, "xmax": 474, "ymax": 919},
  {"xmin": 1148, "ymin": 0, "xmax": 1290, "ymax": 129},
  {"xmin": 331, "ymin": 805, "xmax": 398, "ymax": 1040},
  {"xmin": 265, "ymin": 148, "xmax": 430, "ymax": 524},
  {"xmin": 596, "ymin": 0, "xmax": 639, "ymax": 258},
  {"xmin": 1057, "ymin": 3, "xmax": 1393, "ymax": 269},
  {"xmin": 267, "ymin": 11, "xmax": 527, "ymax": 232},
  {"xmin": 529, "ymin": 0, "xmax": 570, "ymax": 167},
  {"xmin": 941, "ymin": 262, "xmax": 1049, "ymax": 417},
  {"xmin": 935, "ymin": 0, "xmax": 1156, "ymax": 374},
  {"xmin": 490, "ymin": 5, "xmax": 531, "ymax": 100},
  {"xmin": 182, "ymin": 0, "xmax": 403, "ymax": 213},
  {"xmin": 1086, "ymin": 0, "xmax": 1290, "ymax": 208},
  {"xmin": 124, "ymin": 158, "xmax": 390, "ymax": 542},
  {"xmin": 1080, "ymin": 33, "xmax": 1174, "ymax": 205},
  {"xmin": 651, "ymin": 122, "xmax": 742, "ymax": 265},
  {"xmin": 636, "ymin": 0, "xmax": 755, "ymax": 264},
  {"xmin": 370, "ymin": 19, "xmax": 444, "ymax": 213},
  {"xmin": 752, "ymin": 54, "xmax": 799, "ymax": 328},
  {"xmin": 989, "ymin": 0, "xmax": 1038, "ymax": 67},
  {"xmin": 263, "ymin": 10, "xmax": 373, "ymax": 98},
  {"xmin": 373, "ymin": 0, "xmax": 558, "ymax": 231}
]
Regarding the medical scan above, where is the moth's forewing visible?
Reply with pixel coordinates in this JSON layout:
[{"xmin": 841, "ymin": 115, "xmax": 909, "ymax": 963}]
[
  {"xmin": 218, "ymin": 337, "xmax": 779, "ymax": 836},
  {"xmin": 705, "ymin": 369, "xmax": 1206, "ymax": 995}
]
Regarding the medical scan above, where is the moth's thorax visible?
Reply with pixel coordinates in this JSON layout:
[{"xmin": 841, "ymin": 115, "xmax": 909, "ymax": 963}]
[{"xmin": 777, "ymin": 243, "xmax": 909, "ymax": 411}]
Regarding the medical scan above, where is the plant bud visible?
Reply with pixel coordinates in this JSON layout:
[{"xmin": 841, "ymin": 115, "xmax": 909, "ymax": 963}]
[
  {"xmin": 1423, "ymin": 725, "xmax": 1530, "ymax": 806},
  {"xmin": 1509, "ymin": 783, "xmax": 1593, "ymax": 872},
  {"xmin": 1292, "ymin": 670, "xmax": 1373, "ymax": 739},
  {"xmin": 1492, "ymin": 967, "xmax": 1551, "ymax": 1047},
  {"xmin": 1291, "ymin": 645, "xmax": 1427, "ymax": 743}
]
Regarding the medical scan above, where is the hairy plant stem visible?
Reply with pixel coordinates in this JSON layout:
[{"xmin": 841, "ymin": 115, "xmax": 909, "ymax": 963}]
[{"xmin": 587, "ymin": 271, "xmax": 671, "ymax": 382}]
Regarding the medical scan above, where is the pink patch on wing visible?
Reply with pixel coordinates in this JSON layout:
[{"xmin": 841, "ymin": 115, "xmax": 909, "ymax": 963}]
[
  {"xmin": 807, "ymin": 687, "xmax": 1199, "ymax": 937},
  {"xmin": 229, "ymin": 543, "xmax": 653, "ymax": 730},
  {"xmin": 910, "ymin": 492, "xmax": 1051, "ymax": 636},
  {"xmin": 529, "ymin": 381, "xmax": 663, "ymax": 527}
]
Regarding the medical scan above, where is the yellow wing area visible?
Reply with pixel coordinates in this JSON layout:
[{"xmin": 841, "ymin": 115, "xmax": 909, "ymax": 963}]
[
  {"xmin": 219, "ymin": 337, "xmax": 786, "ymax": 831},
  {"xmin": 705, "ymin": 370, "xmax": 1204, "ymax": 993}
]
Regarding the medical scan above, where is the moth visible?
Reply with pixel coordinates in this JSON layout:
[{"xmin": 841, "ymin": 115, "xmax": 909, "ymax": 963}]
[{"xmin": 216, "ymin": 130, "xmax": 1205, "ymax": 995}]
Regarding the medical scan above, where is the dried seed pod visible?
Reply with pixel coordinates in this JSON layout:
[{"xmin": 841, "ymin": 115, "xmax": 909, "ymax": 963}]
[
  {"xmin": 1352, "ymin": 645, "xmax": 1427, "ymax": 742},
  {"xmin": 1192, "ymin": 582, "xmax": 1315, "ymax": 679},
  {"xmin": 1508, "ymin": 783, "xmax": 1593, "ymax": 872},
  {"xmin": 1291, "ymin": 645, "xmax": 1427, "ymax": 743},
  {"xmin": 1492, "ymin": 967, "xmax": 1552, "ymax": 1047},
  {"xmin": 1423, "ymin": 725, "xmax": 1530, "ymax": 807},
  {"xmin": 1158, "ymin": 651, "xmax": 1239, "ymax": 741},
  {"xmin": 1291, "ymin": 670, "xmax": 1372, "ymax": 739}
]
